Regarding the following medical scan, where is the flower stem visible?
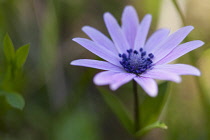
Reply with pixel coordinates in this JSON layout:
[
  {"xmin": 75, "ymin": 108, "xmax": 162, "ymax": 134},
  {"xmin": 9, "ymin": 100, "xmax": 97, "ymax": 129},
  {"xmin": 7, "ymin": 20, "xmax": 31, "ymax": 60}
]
[
  {"xmin": 133, "ymin": 80, "xmax": 140, "ymax": 140},
  {"xmin": 172, "ymin": 0, "xmax": 186, "ymax": 25}
]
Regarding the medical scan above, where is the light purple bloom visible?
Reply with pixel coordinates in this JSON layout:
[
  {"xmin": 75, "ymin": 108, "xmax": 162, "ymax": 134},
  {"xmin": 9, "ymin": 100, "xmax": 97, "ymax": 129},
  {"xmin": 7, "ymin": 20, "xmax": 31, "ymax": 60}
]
[{"xmin": 71, "ymin": 6, "xmax": 204, "ymax": 97}]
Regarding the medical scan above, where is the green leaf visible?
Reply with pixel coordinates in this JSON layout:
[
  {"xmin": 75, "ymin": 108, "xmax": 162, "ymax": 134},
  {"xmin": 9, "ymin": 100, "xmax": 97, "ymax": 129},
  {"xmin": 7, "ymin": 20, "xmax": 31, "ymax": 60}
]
[
  {"xmin": 140, "ymin": 82, "xmax": 169, "ymax": 127},
  {"xmin": 3, "ymin": 34, "xmax": 15, "ymax": 62},
  {"xmin": 5, "ymin": 92, "xmax": 25, "ymax": 110},
  {"xmin": 135, "ymin": 121, "xmax": 167, "ymax": 137},
  {"xmin": 15, "ymin": 44, "xmax": 30, "ymax": 68},
  {"xmin": 98, "ymin": 88, "xmax": 134, "ymax": 134},
  {"xmin": 0, "ymin": 91, "xmax": 25, "ymax": 110}
]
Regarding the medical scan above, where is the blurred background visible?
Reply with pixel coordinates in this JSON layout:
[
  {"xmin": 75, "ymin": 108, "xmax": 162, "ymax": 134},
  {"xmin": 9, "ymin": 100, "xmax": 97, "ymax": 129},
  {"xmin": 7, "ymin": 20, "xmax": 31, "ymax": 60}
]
[{"xmin": 0, "ymin": 0, "xmax": 210, "ymax": 139}]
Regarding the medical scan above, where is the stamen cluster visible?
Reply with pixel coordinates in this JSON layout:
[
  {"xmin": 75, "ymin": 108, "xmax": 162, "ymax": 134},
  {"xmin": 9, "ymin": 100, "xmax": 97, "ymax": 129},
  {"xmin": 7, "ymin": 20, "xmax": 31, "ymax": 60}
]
[{"xmin": 119, "ymin": 48, "xmax": 154, "ymax": 74}]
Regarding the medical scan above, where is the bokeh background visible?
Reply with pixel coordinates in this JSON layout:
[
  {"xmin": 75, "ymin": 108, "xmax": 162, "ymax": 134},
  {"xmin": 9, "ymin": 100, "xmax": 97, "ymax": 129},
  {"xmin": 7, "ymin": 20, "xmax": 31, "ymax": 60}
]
[{"xmin": 0, "ymin": 0, "xmax": 210, "ymax": 139}]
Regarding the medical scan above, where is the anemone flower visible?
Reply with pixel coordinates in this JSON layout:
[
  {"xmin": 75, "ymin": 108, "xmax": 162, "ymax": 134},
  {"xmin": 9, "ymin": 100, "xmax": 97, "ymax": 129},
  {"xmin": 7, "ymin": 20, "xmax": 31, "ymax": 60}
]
[{"xmin": 71, "ymin": 6, "xmax": 203, "ymax": 97}]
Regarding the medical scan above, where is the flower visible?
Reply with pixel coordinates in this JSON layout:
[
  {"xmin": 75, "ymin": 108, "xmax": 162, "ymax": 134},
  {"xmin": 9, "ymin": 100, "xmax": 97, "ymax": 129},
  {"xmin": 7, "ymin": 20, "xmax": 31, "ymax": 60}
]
[{"xmin": 71, "ymin": 6, "xmax": 204, "ymax": 97}]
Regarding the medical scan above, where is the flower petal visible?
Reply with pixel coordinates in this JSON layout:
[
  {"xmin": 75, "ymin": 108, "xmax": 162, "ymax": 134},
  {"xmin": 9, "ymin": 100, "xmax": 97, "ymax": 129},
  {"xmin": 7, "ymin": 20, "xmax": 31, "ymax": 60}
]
[
  {"xmin": 93, "ymin": 71, "xmax": 135, "ymax": 89},
  {"xmin": 70, "ymin": 59, "xmax": 124, "ymax": 72},
  {"xmin": 121, "ymin": 6, "xmax": 139, "ymax": 48},
  {"xmin": 104, "ymin": 12, "xmax": 130, "ymax": 53},
  {"xmin": 144, "ymin": 28, "xmax": 170, "ymax": 52},
  {"xmin": 73, "ymin": 38, "xmax": 120, "ymax": 66},
  {"xmin": 134, "ymin": 77, "xmax": 158, "ymax": 97},
  {"xmin": 156, "ymin": 40, "xmax": 204, "ymax": 65},
  {"xmin": 110, "ymin": 73, "xmax": 136, "ymax": 90},
  {"xmin": 93, "ymin": 71, "xmax": 118, "ymax": 85},
  {"xmin": 134, "ymin": 14, "xmax": 152, "ymax": 50},
  {"xmin": 82, "ymin": 26, "xmax": 118, "ymax": 54},
  {"xmin": 152, "ymin": 26, "xmax": 194, "ymax": 63},
  {"xmin": 154, "ymin": 64, "xmax": 201, "ymax": 76},
  {"xmin": 141, "ymin": 69, "xmax": 181, "ymax": 83}
]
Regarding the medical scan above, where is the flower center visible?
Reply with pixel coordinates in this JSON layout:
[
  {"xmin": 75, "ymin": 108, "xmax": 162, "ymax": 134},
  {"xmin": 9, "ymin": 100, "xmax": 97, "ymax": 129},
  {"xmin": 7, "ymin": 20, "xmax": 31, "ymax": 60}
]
[{"xmin": 119, "ymin": 48, "xmax": 154, "ymax": 75}]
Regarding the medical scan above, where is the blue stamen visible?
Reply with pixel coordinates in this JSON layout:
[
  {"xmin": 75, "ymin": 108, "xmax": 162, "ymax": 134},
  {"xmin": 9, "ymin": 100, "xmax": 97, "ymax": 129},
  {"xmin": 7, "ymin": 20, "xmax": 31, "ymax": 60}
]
[
  {"xmin": 122, "ymin": 53, "xmax": 127, "ymax": 59},
  {"xmin": 139, "ymin": 48, "xmax": 143, "ymax": 52},
  {"xmin": 141, "ymin": 51, "xmax": 146, "ymax": 57},
  {"xmin": 134, "ymin": 50, "xmax": 138, "ymax": 54},
  {"xmin": 119, "ymin": 48, "xmax": 154, "ymax": 75},
  {"xmin": 148, "ymin": 53, "xmax": 154, "ymax": 59}
]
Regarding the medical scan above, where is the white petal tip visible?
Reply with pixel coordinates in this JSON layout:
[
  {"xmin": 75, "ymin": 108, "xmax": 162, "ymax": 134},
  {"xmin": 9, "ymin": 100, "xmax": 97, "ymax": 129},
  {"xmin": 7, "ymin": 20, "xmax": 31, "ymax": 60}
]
[
  {"xmin": 147, "ymin": 92, "xmax": 158, "ymax": 97},
  {"xmin": 93, "ymin": 77, "xmax": 99, "ymax": 85},
  {"xmin": 82, "ymin": 26, "xmax": 92, "ymax": 32},
  {"xmin": 81, "ymin": 26, "xmax": 88, "ymax": 31},
  {"xmin": 195, "ymin": 70, "xmax": 201, "ymax": 76},
  {"xmin": 145, "ymin": 14, "xmax": 152, "ymax": 19},
  {"xmin": 199, "ymin": 41, "xmax": 205, "ymax": 46},
  {"xmin": 187, "ymin": 66, "xmax": 201, "ymax": 76},
  {"xmin": 124, "ymin": 5, "xmax": 135, "ymax": 10},
  {"xmin": 72, "ymin": 38, "xmax": 79, "ymax": 42},
  {"xmin": 93, "ymin": 76, "xmax": 109, "ymax": 86},
  {"xmin": 185, "ymin": 25, "xmax": 194, "ymax": 31},
  {"xmin": 70, "ymin": 60, "xmax": 79, "ymax": 65},
  {"xmin": 104, "ymin": 12, "xmax": 111, "ymax": 18},
  {"xmin": 175, "ymin": 77, "xmax": 182, "ymax": 83},
  {"xmin": 110, "ymin": 84, "xmax": 117, "ymax": 91},
  {"xmin": 70, "ymin": 61, "xmax": 74, "ymax": 65}
]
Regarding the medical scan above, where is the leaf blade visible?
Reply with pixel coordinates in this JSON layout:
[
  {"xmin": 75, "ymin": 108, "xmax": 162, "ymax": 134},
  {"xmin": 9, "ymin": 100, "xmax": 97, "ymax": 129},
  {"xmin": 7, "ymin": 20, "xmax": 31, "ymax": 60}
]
[
  {"xmin": 5, "ymin": 92, "xmax": 25, "ymax": 110},
  {"xmin": 135, "ymin": 121, "xmax": 167, "ymax": 137},
  {"xmin": 3, "ymin": 34, "xmax": 15, "ymax": 62},
  {"xmin": 140, "ymin": 82, "xmax": 169, "ymax": 127},
  {"xmin": 16, "ymin": 44, "xmax": 30, "ymax": 68}
]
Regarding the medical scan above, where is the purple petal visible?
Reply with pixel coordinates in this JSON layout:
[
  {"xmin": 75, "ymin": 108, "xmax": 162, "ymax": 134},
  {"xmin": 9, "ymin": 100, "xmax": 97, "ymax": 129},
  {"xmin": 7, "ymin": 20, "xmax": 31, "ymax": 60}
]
[
  {"xmin": 134, "ymin": 14, "xmax": 152, "ymax": 50},
  {"xmin": 71, "ymin": 59, "xmax": 125, "ymax": 72},
  {"xmin": 93, "ymin": 71, "xmax": 135, "ymax": 89},
  {"xmin": 82, "ymin": 26, "xmax": 118, "ymax": 54},
  {"xmin": 93, "ymin": 71, "xmax": 118, "ymax": 85},
  {"xmin": 121, "ymin": 6, "xmax": 139, "ymax": 48},
  {"xmin": 110, "ymin": 73, "xmax": 136, "ymax": 90},
  {"xmin": 141, "ymin": 68, "xmax": 181, "ymax": 83},
  {"xmin": 156, "ymin": 40, "xmax": 204, "ymax": 65},
  {"xmin": 144, "ymin": 28, "xmax": 170, "ymax": 52},
  {"xmin": 73, "ymin": 38, "xmax": 121, "ymax": 66},
  {"xmin": 152, "ymin": 26, "xmax": 194, "ymax": 63},
  {"xmin": 134, "ymin": 77, "xmax": 158, "ymax": 97},
  {"xmin": 104, "ymin": 12, "xmax": 130, "ymax": 53},
  {"xmin": 154, "ymin": 64, "xmax": 201, "ymax": 76}
]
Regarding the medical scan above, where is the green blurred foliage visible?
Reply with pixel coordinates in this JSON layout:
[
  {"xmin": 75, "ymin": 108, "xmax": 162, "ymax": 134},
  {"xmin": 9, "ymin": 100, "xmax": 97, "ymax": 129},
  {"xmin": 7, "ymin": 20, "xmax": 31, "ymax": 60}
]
[
  {"xmin": 99, "ymin": 87, "xmax": 134, "ymax": 134},
  {"xmin": 140, "ymin": 82, "xmax": 169, "ymax": 127},
  {"xmin": 0, "ymin": 34, "xmax": 29, "ymax": 110},
  {"xmin": 52, "ymin": 108, "xmax": 100, "ymax": 140},
  {"xmin": 0, "ymin": 0, "xmax": 209, "ymax": 140}
]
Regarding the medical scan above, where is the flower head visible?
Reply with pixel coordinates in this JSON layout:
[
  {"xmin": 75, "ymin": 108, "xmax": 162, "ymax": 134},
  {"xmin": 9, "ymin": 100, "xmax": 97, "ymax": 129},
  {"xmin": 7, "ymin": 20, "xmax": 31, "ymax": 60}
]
[{"xmin": 71, "ymin": 6, "xmax": 204, "ymax": 97}]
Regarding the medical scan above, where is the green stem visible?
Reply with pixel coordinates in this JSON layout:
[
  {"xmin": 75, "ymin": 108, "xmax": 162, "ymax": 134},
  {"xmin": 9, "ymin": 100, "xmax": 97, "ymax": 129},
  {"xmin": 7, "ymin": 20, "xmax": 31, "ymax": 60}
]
[
  {"xmin": 133, "ymin": 80, "xmax": 140, "ymax": 140},
  {"xmin": 172, "ymin": 0, "xmax": 186, "ymax": 25}
]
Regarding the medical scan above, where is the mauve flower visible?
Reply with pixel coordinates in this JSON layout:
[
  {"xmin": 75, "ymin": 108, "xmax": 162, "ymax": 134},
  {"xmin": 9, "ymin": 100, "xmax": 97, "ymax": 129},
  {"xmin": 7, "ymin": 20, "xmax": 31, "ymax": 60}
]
[{"xmin": 71, "ymin": 6, "xmax": 204, "ymax": 97}]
